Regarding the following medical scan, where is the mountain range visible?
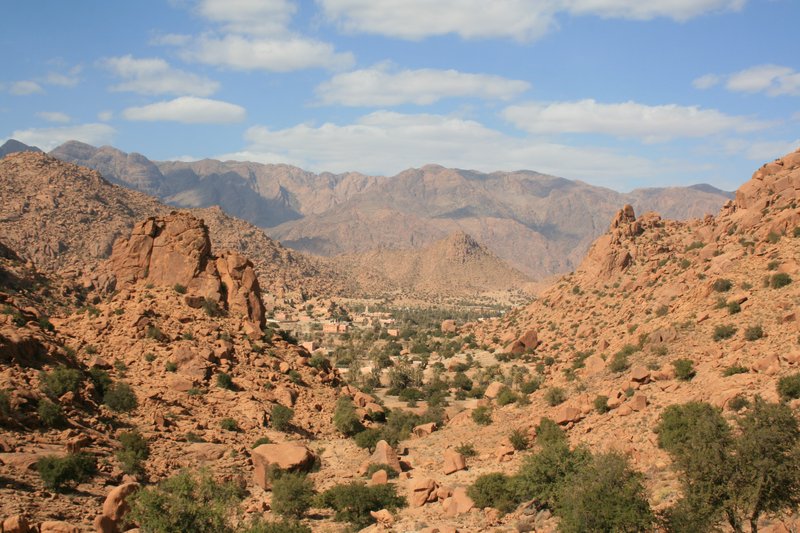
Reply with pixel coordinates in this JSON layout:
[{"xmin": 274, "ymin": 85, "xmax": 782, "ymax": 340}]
[{"xmin": 44, "ymin": 140, "xmax": 733, "ymax": 279}]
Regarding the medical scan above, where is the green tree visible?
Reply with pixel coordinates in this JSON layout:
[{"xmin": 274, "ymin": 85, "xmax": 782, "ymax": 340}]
[
  {"xmin": 556, "ymin": 451, "xmax": 653, "ymax": 532},
  {"xmin": 271, "ymin": 473, "xmax": 315, "ymax": 519},
  {"xmin": 657, "ymin": 399, "xmax": 800, "ymax": 533},
  {"xmin": 128, "ymin": 470, "xmax": 245, "ymax": 533}
]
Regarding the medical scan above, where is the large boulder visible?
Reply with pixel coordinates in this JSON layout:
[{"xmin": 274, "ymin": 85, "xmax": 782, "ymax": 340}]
[
  {"xmin": 443, "ymin": 449, "xmax": 466, "ymax": 475},
  {"xmin": 367, "ymin": 440, "xmax": 402, "ymax": 474},
  {"xmin": 93, "ymin": 482, "xmax": 140, "ymax": 533},
  {"xmin": 251, "ymin": 443, "xmax": 316, "ymax": 490}
]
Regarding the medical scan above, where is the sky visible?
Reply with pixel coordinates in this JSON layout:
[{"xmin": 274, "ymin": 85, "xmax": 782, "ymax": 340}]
[{"xmin": 1, "ymin": 0, "xmax": 799, "ymax": 190}]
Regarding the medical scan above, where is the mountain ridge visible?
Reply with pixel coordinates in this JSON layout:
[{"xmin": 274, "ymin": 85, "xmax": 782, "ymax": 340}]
[{"xmin": 43, "ymin": 139, "xmax": 733, "ymax": 279}]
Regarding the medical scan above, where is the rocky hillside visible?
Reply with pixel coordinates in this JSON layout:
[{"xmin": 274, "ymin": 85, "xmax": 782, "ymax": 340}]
[
  {"xmin": 425, "ymin": 147, "xmax": 800, "ymax": 529},
  {"xmin": 331, "ymin": 232, "xmax": 534, "ymax": 303},
  {"xmin": 0, "ymin": 152, "xmax": 344, "ymax": 301},
  {"xmin": 48, "ymin": 141, "xmax": 732, "ymax": 279},
  {"xmin": 0, "ymin": 214, "xmax": 344, "ymax": 531}
]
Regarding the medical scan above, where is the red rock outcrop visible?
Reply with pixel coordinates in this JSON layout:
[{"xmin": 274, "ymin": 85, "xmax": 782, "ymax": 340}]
[{"xmin": 105, "ymin": 212, "xmax": 265, "ymax": 331}]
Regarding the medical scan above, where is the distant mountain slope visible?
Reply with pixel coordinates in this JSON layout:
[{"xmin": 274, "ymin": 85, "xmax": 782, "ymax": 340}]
[
  {"xmin": 0, "ymin": 152, "xmax": 344, "ymax": 301},
  {"xmin": 0, "ymin": 138, "xmax": 42, "ymax": 157},
  {"xmin": 49, "ymin": 141, "xmax": 732, "ymax": 279},
  {"xmin": 331, "ymin": 232, "xmax": 534, "ymax": 301}
]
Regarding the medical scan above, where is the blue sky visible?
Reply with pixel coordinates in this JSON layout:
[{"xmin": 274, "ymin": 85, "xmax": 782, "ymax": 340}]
[{"xmin": 1, "ymin": 0, "xmax": 799, "ymax": 190}]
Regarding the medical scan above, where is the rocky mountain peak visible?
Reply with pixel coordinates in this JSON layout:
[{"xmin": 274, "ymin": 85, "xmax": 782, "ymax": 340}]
[{"xmin": 0, "ymin": 139, "xmax": 42, "ymax": 157}]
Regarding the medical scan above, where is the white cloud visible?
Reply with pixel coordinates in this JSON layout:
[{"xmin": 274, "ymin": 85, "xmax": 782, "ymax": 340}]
[
  {"xmin": 561, "ymin": 0, "xmax": 745, "ymax": 21},
  {"xmin": 502, "ymin": 99, "xmax": 768, "ymax": 141},
  {"xmin": 36, "ymin": 111, "xmax": 71, "ymax": 123},
  {"xmin": 8, "ymin": 81, "xmax": 44, "ymax": 95},
  {"xmin": 179, "ymin": 33, "xmax": 355, "ymax": 72},
  {"xmin": 692, "ymin": 73, "xmax": 720, "ymax": 90},
  {"xmin": 159, "ymin": 0, "xmax": 354, "ymax": 73},
  {"xmin": 219, "ymin": 110, "xmax": 658, "ymax": 183},
  {"xmin": 316, "ymin": 63, "xmax": 530, "ymax": 106},
  {"xmin": 98, "ymin": 110, "xmax": 114, "ymax": 121},
  {"xmin": 102, "ymin": 55, "xmax": 219, "ymax": 96},
  {"xmin": 725, "ymin": 64, "xmax": 800, "ymax": 96},
  {"xmin": 46, "ymin": 70, "xmax": 81, "ymax": 87},
  {"xmin": 318, "ymin": 0, "xmax": 745, "ymax": 41},
  {"xmin": 5, "ymin": 123, "xmax": 115, "ymax": 151},
  {"xmin": 197, "ymin": 0, "xmax": 296, "ymax": 35},
  {"xmin": 150, "ymin": 33, "xmax": 192, "ymax": 46},
  {"xmin": 122, "ymin": 96, "xmax": 246, "ymax": 124}
]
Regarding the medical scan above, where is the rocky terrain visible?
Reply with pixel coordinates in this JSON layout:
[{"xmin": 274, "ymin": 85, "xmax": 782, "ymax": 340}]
[
  {"xmin": 0, "ymin": 212, "xmax": 344, "ymax": 531},
  {"xmin": 1, "ymin": 145, "xmax": 799, "ymax": 533},
  {"xmin": 48, "ymin": 141, "xmax": 732, "ymax": 279}
]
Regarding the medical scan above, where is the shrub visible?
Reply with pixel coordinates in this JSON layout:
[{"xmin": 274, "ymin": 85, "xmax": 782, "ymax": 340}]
[
  {"xmin": 308, "ymin": 355, "xmax": 331, "ymax": 371},
  {"xmin": 771, "ymin": 273, "xmax": 792, "ymax": 288},
  {"xmin": 768, "ymin": 260, "xmax": 780, "ymax": 271},
  {"xmin": 37, "ymin": 453, "xmax": 97, "ymax": 491},
  {"xmin": 767, "ymin": 231, "xmax": 781, "ymax": 244},
  {"xmin": 317, "ymin": 482, "xmax": 406, "ymax": 528},
  {"xmin": 727, "ymin": 300, "xmax": 741, "ymax": 314},
  {"xmin": 744, "ymin": 325, "xmax": 764, "ymax": 341},
  {"xmin": 472, "ymin": 405, "xmax": 492, "ymax": 426},
  {"xmin": 713, "ymin": 324, "xmax": 737, "ymax": 341},
  {"xmin": 514, "ymin": 440, "xmax": 591, "ymax": 508},
  {"xmin": 712, "ymin": 278, "xmax": 733, "ymax": 292},
  {"xmin": 556, "ymin": 452, "xmax": 653, "ymax": 533},
  {"xmin": 722, "ymin": 365, "xmax": 748, "ymax": 377},
  {"xmin": 544, "ymin": 387, "xmax": 567, "ymax": 406},
  {"xmin": 795, "ymin": 226, "xmax": 800, "ymax": 238},
  {"xmin": 173, "ymin": 283, "xmax": 187, "ymax": 294},
  {"xmin": 728, "ymin": 394, "xmax": 750, "ymax": 411},
  {"xmin": 509, "ymin": 429, "xmax": 530, "ymax": 451},
  {"xmin": 495, "ymin": 387, "xmax": 518, "ymax": 406},
  {"xmin": 271, "ymin": 404, "xmax": 294, "ymax": 431},
  {"xmin": 252, "ymin": 436, "xmax": 272, "ymax": 448},
  {"xmin": 104, "ymin": 382, "xmax": 138, "ymax": 413},
  {"xmin": 0, "ymin": 389, "xmax": 12, "ymax": 421},
  {"xmin": 219, "ymin": 418, "xmax": 239, "ymax": 432},
  {"xmin": 241, "ymin": 519, "xmax": 310, "ymax": 533},
  {"xmin": 453, "ymin": 372, "xmax": 473, "ymax": 391},
  {"xmin": 594, "ymin": 395, "xmax": 610, "ymax": 414},
  {"xmin": 655, "ymin": 305, "xmax": 669, "ymax": 317},
  {"xmin": 271, "ymin": 472, "xmax": 315, "ymax": 518},
  {"xmin": 117, "ymin": 430, "xmax": 149, "ymax": 474},
  {"xmin": 366, "ymin": 463, "xmax": 399, "ymax": 478},
  {"xmin": 202, "ymin": 298, "xmax": 222, "ymax": 317},
  {"xmin": 535, "ymin": 418, "xmax": 568, "ymax": 448},
  {"xmin": 455, "ymin": 443, "xmax": 477, "ymax": 457},
  {"xmin": 185, "ymin": 432, "xmax": 204, "ymax": 443},
  {"xmin": 672, "ymin": 359, "xmax": 696, "ymax": 381},
  {"xmin": 215, "ymin": 372, "xmax": 234, "ymax": 390},
  {"xmin": 38, "ymin": 398, "xmax": 65, "ymax": 427},
  {"xmin": 41, "ymin": 366, "xmax": 82, "ymax": 398},
  {"xmin": 333, "ymin": 396, "xmax": 364, "ymax": 436},
  {"xmin": 88, "ymin": 367, "xmax": 112, "ymax": 397},
  {"xmin": 353, "ymin": 428, "xmax": 382, "ymax": 451},
  {"xmin": 778, "ymin": 373, "xmax": 800, "ymax": 401},
  {"xmin": 165, "ymin": 361, "xmax": 177, "ymax": 372},
  {"xmin": 608, "ymin": 352, "xmax": 630, "ymax": 373},
  {"xmin": 128, "ymin": 470, "xmax": 246, "ymax": 533},
  {"xmin": 520, "ymin": 377, "xmax": 542, "ymax": 394},
  {"xmin": 468, "ymin": 473, "xmax": 518, "ymax": 513}
]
